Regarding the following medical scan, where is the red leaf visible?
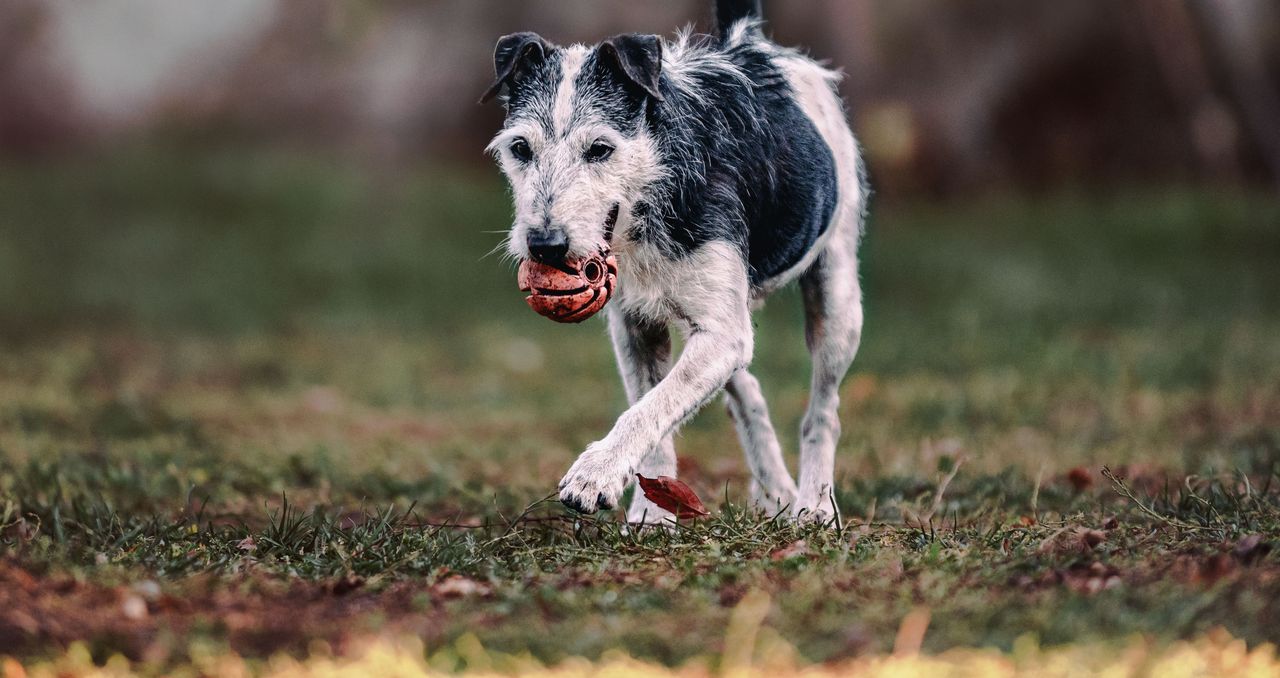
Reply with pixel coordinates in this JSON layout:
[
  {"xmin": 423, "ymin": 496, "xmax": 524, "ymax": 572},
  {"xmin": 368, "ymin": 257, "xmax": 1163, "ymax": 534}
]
[
  {"xmin": 1066, "ymin": 467, "xmax": 1093, "ymax": 492},
  {"xmin": 636, "ymin": 474, "xmax": 709, "ymax": 520}
]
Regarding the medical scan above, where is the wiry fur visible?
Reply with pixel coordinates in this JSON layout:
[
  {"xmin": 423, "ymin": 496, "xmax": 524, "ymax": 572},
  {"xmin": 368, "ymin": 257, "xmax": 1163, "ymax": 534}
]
[{"xmin": 485, "ymin": 2, "xmax": 868, "ymax": 524}]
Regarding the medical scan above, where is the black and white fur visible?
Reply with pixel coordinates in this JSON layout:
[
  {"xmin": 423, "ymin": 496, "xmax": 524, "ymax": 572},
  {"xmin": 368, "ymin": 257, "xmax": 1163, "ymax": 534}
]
[{"xmin": 483, "ymin": 0, "xmax": 867, "ymax": 524}]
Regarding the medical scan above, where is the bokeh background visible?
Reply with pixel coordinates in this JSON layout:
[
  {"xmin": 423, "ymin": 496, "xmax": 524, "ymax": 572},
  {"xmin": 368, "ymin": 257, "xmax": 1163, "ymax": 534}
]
[
  {"xmin": 2, "ymin": 0, "xmax": 1280, "ymax": 484},
  {"xmin": 5, "ymin": 0, "xmax": 1280, "ymax": 188},
  {"xmin": 1, "ymin": 0, "xmax": 1278, "ymax": 333},
  {"xmin": 1, "ymin": 0, "xmax": 1278, "ymax": 470}
]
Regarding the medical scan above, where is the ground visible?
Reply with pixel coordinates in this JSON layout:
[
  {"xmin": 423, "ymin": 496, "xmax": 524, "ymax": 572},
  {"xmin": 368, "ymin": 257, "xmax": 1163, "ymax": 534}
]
[{"xmin": 0, "ymin": 148, "xmax": 1278, "ymax": 673}]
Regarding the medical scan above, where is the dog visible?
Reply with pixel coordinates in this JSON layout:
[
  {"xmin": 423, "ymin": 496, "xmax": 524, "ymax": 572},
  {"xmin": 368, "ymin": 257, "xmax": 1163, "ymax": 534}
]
[{"xmin": 483, "ymin": 0, "xmax": 867, "ymax": 524}]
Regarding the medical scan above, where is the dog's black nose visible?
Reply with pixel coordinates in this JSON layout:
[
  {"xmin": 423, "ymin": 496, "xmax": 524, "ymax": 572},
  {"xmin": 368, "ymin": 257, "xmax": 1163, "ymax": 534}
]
[{"xmin": 527, "ymin": 229, "xmax": 569, "ymax": 263}]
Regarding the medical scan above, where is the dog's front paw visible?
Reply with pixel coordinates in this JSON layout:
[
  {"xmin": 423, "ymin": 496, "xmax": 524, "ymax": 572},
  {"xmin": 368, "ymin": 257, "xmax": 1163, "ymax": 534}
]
[{"xmin": 558, "ymin": 441, "xmax": 631, "ymax": 514}]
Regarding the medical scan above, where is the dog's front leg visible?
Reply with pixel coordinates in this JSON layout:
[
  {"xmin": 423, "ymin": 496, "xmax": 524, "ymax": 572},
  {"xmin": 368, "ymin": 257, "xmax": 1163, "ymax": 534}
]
[
  {"xmin": 605, "ymin": 309, "xmax": 681, "ymax": 525},
  {"xmin": 558, "ymin": 323, "xmax": 750, "ymax": 513},
  {"xmin": 558, "ymin": 248, "xmax": 752, "ymax": 514}
]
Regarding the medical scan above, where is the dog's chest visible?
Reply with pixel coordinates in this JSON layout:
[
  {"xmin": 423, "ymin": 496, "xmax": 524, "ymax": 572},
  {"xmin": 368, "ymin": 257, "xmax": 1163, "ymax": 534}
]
[
  {"xmin": 611, "ymin": 240, "xmax": 747, "ymax": 328},
  {"xmin": 612, "ymin": 248, "xmax": 685, "ymax": 323}
]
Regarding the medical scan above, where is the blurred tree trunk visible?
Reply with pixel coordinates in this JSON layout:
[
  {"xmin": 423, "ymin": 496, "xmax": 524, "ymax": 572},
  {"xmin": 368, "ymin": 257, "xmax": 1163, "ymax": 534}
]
[
  {"xmin": 1196, "ymin": 0, "xmax": 1280, "ymax": 192},
  {"xmin": 0, "ymin": 1, "xmax": 81, "ymax": 154},
  {"xmin": 1137, "ymin": 0, "xmax": 1244, "ymax": 184}
]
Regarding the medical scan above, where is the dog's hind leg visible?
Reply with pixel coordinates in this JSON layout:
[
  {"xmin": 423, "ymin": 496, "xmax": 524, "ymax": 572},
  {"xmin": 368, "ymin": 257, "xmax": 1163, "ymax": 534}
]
[
  {"xmin": 725, "ymin": 370, "xmax": 797, "ymax": 513},
  {"xmin": 607, "ymin": 309, "xmax": 678, "ymax": 525},
  {"xmin": 794, "ymin": 230, "xmax": 863, "ymax": 523}
]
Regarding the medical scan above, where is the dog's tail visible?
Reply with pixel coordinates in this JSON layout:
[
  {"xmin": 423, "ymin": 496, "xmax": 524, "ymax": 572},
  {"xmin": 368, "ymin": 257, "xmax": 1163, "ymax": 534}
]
[{"xmin": 715, "ymin": 0, "xmax": 762, "ymax": 41}]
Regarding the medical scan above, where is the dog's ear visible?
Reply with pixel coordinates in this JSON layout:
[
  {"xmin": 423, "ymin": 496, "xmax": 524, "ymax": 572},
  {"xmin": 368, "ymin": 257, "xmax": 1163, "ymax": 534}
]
[
  {"xmin": 480, "ymin": 32, "xmax": 552, "ymax": 104},
  {"xmin": 599, "ymin": 34, "xmax": 664, "ymax": 102}
]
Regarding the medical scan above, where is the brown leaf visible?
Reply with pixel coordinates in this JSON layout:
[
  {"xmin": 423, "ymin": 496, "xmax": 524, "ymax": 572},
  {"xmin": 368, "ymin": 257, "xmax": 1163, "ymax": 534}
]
[
  {"xmin": 770, "ymin": 539, "xmax": 809, "ymax": 561},
  {"xmin": 1199, "ymin": 553, "xmax": 1235, "ymax": 583},
  {"xmin": 636, "ymin": 474, "xmax": 709, "ymax": 519},
  {"xmin": 1066, "ymin": 466, "xmax": 1093, "ymax": 491}
]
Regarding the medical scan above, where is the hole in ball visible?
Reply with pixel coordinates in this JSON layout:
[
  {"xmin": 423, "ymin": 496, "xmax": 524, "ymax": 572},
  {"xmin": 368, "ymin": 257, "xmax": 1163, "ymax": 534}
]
[{"xmin": 583, "ymin": 261, "xmax": 602, "ymax": 283}]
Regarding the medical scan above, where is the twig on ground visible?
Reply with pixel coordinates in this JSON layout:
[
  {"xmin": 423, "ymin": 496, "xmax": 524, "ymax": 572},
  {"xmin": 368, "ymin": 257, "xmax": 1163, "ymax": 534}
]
[
  {"xmin": 922, "ymin": 455, "xmax": 966, "ymax": 525},
  {"xmin": 1102, "ymin": 466, "xmax": 1217, "ymax": 532}
]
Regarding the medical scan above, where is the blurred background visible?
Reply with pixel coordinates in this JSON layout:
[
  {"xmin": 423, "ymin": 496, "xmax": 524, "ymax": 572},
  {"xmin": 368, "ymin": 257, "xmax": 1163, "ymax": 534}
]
[
  {"xmin": 2, "ymin": 0, "xmax": 1279, "ymax": 332},
  {"xmin": 4, "ymin": 0, "xmax": 1280, "ymax": 192},
  {"xmin": 0, "ymin": 0, "xmax": 1278, "ymax": 479}
]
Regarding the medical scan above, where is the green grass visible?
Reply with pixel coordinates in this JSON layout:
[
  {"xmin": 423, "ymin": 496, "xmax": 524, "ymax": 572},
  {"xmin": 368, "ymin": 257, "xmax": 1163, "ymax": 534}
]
[{"xmin": 1, "ymin": 145, "xmax": 1279, "ymax": 669}]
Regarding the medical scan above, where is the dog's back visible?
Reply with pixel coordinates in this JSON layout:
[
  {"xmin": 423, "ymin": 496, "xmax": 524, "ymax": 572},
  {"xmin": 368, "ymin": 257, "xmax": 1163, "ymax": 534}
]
[{"xmin": 654, "ymin": 6, "xmax": 866, "ymax": 293}]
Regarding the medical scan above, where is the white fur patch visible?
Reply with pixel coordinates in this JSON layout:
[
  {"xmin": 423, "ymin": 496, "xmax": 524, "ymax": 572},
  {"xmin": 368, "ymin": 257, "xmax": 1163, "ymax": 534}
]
[
  {"xmin": 551, "ymin": 46, "xmax": 587, "ymax": 137},
  {"xmin": 662, "ymin": 26, "xmax": 754, "ymax": 108}
]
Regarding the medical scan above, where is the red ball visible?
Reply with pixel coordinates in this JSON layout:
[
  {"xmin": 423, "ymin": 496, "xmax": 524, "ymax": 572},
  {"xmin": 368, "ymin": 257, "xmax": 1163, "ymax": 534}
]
[{"xmin": 517, "ymin": 248, "xmax": 618, "ymax": 323}]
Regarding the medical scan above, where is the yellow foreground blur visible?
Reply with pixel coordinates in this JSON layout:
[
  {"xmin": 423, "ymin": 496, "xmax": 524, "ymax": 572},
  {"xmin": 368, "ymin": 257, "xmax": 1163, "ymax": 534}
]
[{"xmin": 4, "ymin": 628, "xmax": 1277, "ymax": 678}]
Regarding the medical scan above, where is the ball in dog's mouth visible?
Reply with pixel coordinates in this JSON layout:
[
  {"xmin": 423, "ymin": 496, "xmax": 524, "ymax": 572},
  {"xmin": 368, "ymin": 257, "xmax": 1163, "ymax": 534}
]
[{"xmin": 517, "ymin": 246, "xmax": 618, "ymax": 323}]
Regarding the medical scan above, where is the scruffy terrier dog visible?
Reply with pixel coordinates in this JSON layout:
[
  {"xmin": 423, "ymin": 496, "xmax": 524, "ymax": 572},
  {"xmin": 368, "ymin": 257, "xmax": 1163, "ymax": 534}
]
[{"xmin": 483, "ymin": 0, "xmax": 868, "ymax": 524}]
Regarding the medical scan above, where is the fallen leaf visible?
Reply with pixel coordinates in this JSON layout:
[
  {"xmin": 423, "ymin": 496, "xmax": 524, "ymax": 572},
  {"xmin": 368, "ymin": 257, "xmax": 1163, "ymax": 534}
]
[
  {"xmin": 636, "ymin": 474, "xmax": 709, "ymax": 519},
  {"xmin": 771, "ymin": 539, "xmax": 809, "ymax": 561},
  {"xmin": 1066, "ymin": 467, "xmax": 1093, "ymax": 491},
  {"xmin": 1198, "ymin": 553, "xmax": 1235, "ymax": 584}
]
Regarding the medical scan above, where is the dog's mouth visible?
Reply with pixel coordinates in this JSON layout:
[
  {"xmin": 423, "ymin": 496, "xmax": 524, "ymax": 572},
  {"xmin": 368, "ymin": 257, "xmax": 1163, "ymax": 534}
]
[{"xmin": 603, "ymin": 203, "xmax": 620, "ymax": 243}]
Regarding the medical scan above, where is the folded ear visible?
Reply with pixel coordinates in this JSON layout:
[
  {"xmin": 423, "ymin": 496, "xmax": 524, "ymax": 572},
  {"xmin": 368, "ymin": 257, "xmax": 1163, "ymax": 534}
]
[
  {"xmin": 599, "ymin": 34, "xmax": 663, "ymax": 102},
  {"xmin": 480, "ymin": 32, "xmax": 552, "ymax": 104}
]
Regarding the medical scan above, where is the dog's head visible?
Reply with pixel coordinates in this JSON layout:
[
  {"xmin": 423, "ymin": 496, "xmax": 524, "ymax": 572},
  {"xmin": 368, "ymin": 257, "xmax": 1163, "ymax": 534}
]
[{"xmin": 483, "ymin": 32, "xmax": 666, "ymax": 265}]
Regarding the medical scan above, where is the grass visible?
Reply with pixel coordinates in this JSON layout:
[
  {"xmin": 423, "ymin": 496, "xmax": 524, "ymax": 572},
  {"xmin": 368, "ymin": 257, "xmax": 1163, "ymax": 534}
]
[{"xmin": 1, "ymin": 145, "xmax": 1279, "ymax": 671}]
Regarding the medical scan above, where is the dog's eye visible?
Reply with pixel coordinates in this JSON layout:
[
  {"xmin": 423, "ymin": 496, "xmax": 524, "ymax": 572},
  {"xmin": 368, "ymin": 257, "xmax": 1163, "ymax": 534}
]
[
  {"xmin": 509, "ymin": 138, "xmax": 533, "ymax": 163},
  {"xmin": 584, "ymin": 141, "xmax": 614, "ymax": 163}
]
